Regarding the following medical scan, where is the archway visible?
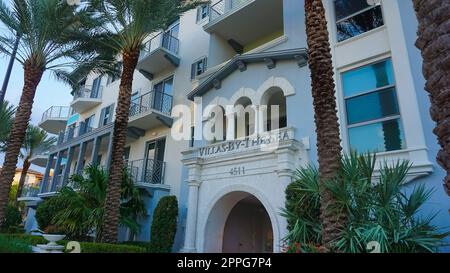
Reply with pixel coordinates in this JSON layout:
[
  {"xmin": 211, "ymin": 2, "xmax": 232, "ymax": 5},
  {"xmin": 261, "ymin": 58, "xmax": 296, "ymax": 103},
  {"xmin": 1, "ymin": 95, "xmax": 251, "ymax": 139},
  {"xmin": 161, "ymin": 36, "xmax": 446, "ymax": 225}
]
[
  {"xmin": 203, "ymin": 191, "xmax": 275, "ymax": 253},
  {"xmin": 222, "ymin": 196, "xmax": 273, "ymax": 253},
  {"xmin": 261, "ymin": 87, "xmax": 287, "ymax": 132}
]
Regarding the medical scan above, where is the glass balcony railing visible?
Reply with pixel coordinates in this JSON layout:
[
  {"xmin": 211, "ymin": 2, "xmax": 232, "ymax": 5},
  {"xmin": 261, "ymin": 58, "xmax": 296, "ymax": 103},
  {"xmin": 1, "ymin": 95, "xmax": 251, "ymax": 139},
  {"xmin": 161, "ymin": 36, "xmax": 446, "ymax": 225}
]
[
  {"xmin": 21, "ymin": 184, "xmax": 41, "ymax": 198},
  {"xmin": 57, "ymin": 123, "xmax": 95, "ymax": 145},
  {"xmin": 129, "ymin": 90, "xmax": 173, "ymax": 117},
  {"xmin": 127, "ymin": 158, "xmax": 166, "ymax": 185},
  {"xmin": 41, "ymin": 106, "xmax": 71, "ymax": 122},
  {"xmin": 139, "ymin": 32, "xmax": 180, "ymax": 60},
  {"xmin": 210, "ymin": 0, "xmax": 252, "ymax": 21},
  {"xmin": 73, "ymin": 85, "xmax": 103, "ymax": 100}
]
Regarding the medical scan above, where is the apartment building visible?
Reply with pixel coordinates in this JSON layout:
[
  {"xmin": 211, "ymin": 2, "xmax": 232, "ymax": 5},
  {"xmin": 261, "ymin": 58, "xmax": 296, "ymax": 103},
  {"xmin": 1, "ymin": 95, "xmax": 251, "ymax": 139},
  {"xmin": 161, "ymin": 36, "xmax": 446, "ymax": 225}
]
[{"xmin": 23, "ymin": 0, "xmax": 450, "ymax": 253}]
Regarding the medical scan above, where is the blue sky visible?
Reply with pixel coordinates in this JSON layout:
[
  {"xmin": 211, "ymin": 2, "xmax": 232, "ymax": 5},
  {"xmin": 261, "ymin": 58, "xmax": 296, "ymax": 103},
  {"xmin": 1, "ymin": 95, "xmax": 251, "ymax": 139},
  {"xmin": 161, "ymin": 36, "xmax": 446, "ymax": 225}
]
[{"xmin": 0, "ymin": 35, "xmax": 73, "ymax": 171}]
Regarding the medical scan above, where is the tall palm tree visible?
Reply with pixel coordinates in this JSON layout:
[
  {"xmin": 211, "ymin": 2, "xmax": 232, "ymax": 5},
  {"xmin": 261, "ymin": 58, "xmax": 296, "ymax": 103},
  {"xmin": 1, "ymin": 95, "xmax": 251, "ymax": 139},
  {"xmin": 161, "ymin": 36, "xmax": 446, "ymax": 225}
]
[
  {"xmin": 412, "ymin": 0, "xmax": 450, "ymax": 196},
  {"xmin": 15, "ymin": 125, "xmax": 56, "ymax": 202},
  {"xmin": 304, "ymin": 0, "xmax": 346, "ymax": 251},
  {"xmin": 0, "ymin": 0, "xmax": 105, "ymax": 223},
  {"xmin": 0, "ymin": 100, "xmax": 15, "ymax": 150},
  {"xmin": 87, "ymin": 0, "xmax": 203, "ymax": 243}
]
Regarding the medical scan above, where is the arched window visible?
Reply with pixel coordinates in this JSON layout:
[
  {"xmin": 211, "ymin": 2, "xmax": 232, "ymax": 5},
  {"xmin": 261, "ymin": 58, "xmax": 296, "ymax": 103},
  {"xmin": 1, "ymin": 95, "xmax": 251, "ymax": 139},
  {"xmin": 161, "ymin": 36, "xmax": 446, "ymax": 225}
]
[
  {"xmin": 263, "ymin": 88, "xmax": 287, "ymax": 132},
  {"xmin": 234, "ymin": 97, "xmax": 255, "ymax": 139}
]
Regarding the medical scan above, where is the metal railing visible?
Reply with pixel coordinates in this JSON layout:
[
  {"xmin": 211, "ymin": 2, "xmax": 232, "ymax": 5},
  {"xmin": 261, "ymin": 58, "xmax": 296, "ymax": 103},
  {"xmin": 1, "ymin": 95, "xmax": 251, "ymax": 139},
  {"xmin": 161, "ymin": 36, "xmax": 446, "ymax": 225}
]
[
  {"xmin": 41, "ymin": 106, "xmax": 71, "ymax": 122},
  {"xmin": 129, "ymin": 90, "xmax": 173, "ymax": 117},
  {"xmin": 139, "ymin": 32, "xmax": 180, "ymax": 60},
  {"xmin": 74, "ymin": 85, "xmax": 103, "ymax": 100},
  {"xmin": 57, "ymin": 123, "xmax": 94, "ymax": 145},
  {"xmin": 210, "ymin": 0, "xmax": 252, "ymax": 21},
  {"xmin": 21, "ymin": 184, "xmax": 41, "ymax": 198},
  {"xmin": 127, "ymin": 158, "xmax": 166, "ymax": 185}
]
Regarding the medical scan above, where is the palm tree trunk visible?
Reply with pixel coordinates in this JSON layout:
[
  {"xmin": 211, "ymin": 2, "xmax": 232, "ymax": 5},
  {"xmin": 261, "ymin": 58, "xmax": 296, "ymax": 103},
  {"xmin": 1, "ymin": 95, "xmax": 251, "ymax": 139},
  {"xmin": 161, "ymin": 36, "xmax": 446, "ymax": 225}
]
[
  {"xmin": 0, "ymin": 61, "xmax": 43, "ymax": 223},
  {"xmin": 15, "ymin": 158, "xmax": 31, "ymax": 204},
  {"xmin": 412, "ymin": 0, "xmax": 450, "ymax": 196},
  {"xmin": 101, "ymin": 50, "xmax": 140, "ymax": 243},
  {"xmin": 305, "ymin": 0, "xmax": 346, "ymax": 251}
]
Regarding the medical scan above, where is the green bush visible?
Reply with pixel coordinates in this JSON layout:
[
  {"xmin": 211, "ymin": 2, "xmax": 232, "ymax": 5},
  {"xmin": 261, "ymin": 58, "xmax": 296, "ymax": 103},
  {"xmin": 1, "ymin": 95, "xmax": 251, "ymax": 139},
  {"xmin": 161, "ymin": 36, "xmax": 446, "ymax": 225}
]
[
  {"xmin": 35, "ymin": 198, "xmax": 60, "ymax": 231},
  {"xmin": 282, "ymin": 152, "xmax": 449, "ymax": 253},
  {"xmin": 73, "ymin": 242, "xmax": 146, "ymax": 253},
  {"xmin": 0, "ymin": 234, "xmax": 32, "ymax": 253},
  {"xmin": 0, "ymin": 234, "xmax": 146, "ymax": 253},
  {"xmin": 149, "ymin": 196, "xmax": 178, "ymax": 253},
  {"xmin": 1, "ymin": 204, "xmax": 22, "ymax": 232},
  {"xmin": 121, "ymin": 241, "xmax": 152, "ymax": 252}
]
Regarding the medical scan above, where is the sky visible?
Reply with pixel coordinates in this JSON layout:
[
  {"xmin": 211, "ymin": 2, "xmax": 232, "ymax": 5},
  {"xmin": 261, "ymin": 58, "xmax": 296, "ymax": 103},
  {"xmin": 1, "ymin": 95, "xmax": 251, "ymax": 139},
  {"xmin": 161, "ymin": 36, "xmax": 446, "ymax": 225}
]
[{"xmin": 0, "ymin": 34, "xmax": 73, "ymax": 172}]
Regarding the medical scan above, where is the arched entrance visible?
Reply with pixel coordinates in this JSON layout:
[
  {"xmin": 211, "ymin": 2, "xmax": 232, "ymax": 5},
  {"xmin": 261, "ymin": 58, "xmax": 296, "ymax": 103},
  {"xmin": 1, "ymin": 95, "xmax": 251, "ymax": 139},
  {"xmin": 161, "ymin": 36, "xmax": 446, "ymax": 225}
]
[
  {"xmin": 222, "ymin": 196, "xmax": 273, "ymax": 253},
  {"xmin": 203, "ymin": 191, "xmax": 275, "ymax": 253}
]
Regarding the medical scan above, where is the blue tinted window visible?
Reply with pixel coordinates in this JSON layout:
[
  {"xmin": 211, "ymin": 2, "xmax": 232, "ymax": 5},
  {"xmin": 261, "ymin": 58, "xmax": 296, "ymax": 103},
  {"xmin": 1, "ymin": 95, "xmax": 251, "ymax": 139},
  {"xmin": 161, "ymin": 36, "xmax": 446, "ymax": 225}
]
[
  {"xmin": 346, "ymin": 88, "xmax": 399, "ymax": 125},
  {"xmin": 343, "ymin": 59, "xmax": 395, "ymax": 98},
  {"xmin": 348, "ymin": 119, "xmax": 405, "ymax": 153},
  {"xmin": 336, "ymin": 5, "xmax": 384, "ymax": 42}
]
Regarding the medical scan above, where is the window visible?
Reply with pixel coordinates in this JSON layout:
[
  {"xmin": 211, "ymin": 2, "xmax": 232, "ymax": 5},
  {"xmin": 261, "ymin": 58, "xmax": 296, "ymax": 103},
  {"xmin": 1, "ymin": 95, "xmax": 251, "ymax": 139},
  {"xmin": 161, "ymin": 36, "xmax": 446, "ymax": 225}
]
[
  {"xmin": 91, "ymin": 76, "xmax": 102, "ymax": 98},
  {"xmin": 153, "ymin": 77, "xmax": 174, "ymax": 113},
  {"xmin": 191, "ymin": 58, "xmax": 207, "ymax": 80},
  {"xmin": 100, "ymin": 104, "xmax": 114, "ymax": 127},
  {"xmin": 83, "ymin": 115, "xmax": 95, "ymax": 133},
  {"xmin": 334, "ymin": 0, "xmax": 384, "ymax": 42},
  {"xmin": 342, "ymin": 59, "xmax": 405, "ymax": 153},
  {"xmin": 197, "ymin": 4, "xmax": 210, "ymax": 22}
]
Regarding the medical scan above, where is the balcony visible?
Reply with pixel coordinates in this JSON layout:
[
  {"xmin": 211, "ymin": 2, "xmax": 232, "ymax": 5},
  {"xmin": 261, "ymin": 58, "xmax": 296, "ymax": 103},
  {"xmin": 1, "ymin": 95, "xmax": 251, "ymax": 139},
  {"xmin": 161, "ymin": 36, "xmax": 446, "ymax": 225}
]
[
  {"xmin": 17, "ymin": 184, "xmax": 41, "ymax": 203},
  {"xmin": 70, "ymin": 86, "xmax": 103, "ymax": 113},
  {"xmin": 127, "ymin": 158, "xmax": 166, "ymax": 187},
  {"xmin": 136, "ymin": 32, "xmax": 180, "ymax": 80},
  {"xmin": 128, "ymin": 90, "xmax": 174, "ymax": 132},
  {"xmin": 29, "ymin": 148, "xmax": 51, "ymax": 168},
  {"xmin": 205, "ymin": 0, "xmax": 284, "ymax": 52},
  {"xmin": 38, "ymin": 106, "xmax": 71, "ymax": 134}
]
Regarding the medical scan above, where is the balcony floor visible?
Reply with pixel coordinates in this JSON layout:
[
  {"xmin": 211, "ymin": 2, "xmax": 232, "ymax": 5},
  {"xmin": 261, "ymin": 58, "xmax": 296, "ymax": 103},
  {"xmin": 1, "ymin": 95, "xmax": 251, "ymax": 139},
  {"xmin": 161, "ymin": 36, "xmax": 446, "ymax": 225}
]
[
  {"xmin": 38, "ymin": 118, "xmax": 68, "ymax": 135},
  {"xmin": 137, "ymin": 48, "xmax": 180, "ymax": 78},
  {"xmin": 128, "ymin": 110, "xmax": 173, "ymax": 131},
  {"xmin": 71, "ymin": 98, "xmax": 102, "ymax": 113},
  {"xmin": 204, "ymin": 0, "xmax": 284, "ymax": 46}
]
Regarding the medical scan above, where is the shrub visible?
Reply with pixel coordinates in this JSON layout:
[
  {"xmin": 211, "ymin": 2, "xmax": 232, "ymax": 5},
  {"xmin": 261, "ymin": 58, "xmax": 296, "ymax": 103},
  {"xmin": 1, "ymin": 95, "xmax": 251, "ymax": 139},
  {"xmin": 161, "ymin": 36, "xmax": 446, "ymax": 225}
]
[
  {"xmin": 73, "ymin": 242, "xmax": 146, "ymax": 253},
  {"xmin": 149, "ymin": 196, "xmax": 178, "ymax": 253},
  {"xmin": 35, "ymin": 198, "xmax": 60, "ymax": 231},
  {"xmin": 283, "ymin": 152, "xmax": 450, "ymax": 253},
  {"xmin": 1, "ymin": 204, "xmax": 22, "ymax": 232},
  {"xmin": 0, "ymin": 234, "xmax": 32, "ymax": 253},
  {"xmin": 2, "ymin": 234, "xmax": 47, "ymax": 245}
]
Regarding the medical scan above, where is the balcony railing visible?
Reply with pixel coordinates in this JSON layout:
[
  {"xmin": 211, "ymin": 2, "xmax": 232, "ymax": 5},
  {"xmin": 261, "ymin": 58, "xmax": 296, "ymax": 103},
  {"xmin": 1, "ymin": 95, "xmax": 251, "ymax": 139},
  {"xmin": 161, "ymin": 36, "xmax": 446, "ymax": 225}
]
[
  {"xmin": 210, "ymin": 0, "xmax": 252, "ymax": 21},
  {"xmin": 57, "ymin": 123, "xmax": 94, "ymax": 145},
  {"xmin": 139, "ymin": 32, "xmax": 180, "ymax": 60},
  {"xmin": 129, "ymin": 90, "xmax": 173, "ymax": 117},
  {"xmin": 127, "ymin": 158, "xmax": 166, "ymax": 185},
  {"xmin": 41, "ymin": 106, "xmax": 71, "ymax": 122},
  {"xmin": 74, "ymin": 85, "xmax": 103, "ymax": 100},
  {"xmin": 21, "ymin": 184, "xmax": 41, "ymax": 198}
]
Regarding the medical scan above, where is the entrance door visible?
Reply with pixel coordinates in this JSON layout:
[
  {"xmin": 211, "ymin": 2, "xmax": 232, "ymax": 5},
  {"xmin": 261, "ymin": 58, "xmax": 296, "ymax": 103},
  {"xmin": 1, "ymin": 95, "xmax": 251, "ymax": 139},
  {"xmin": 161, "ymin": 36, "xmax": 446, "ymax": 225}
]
[
  {"xmin": 222, "ymin": 196, "xmax": 273, "ymax": 253},
  {"xmin": 144, "ymin": 138, "xmax": 166, "ymax": 184}
]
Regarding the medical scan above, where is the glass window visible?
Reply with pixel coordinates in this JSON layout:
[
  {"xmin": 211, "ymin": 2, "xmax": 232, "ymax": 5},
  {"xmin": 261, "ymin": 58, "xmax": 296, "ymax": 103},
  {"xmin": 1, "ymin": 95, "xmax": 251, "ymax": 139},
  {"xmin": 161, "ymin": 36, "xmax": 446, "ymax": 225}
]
[
  {"xmin": 334, "ymin": 0, "xmax": 384, "ymax": 42},
  {"xmin": 191, "ymin": 58, "xmax": 207, "ymax": 80},
  {"xmin": 342, "ymin": 59, "xmax": 405, "ymax": 153},
  {"xmin": 197, "ymin": 4, "xmax": 210, "ymax": 22}
]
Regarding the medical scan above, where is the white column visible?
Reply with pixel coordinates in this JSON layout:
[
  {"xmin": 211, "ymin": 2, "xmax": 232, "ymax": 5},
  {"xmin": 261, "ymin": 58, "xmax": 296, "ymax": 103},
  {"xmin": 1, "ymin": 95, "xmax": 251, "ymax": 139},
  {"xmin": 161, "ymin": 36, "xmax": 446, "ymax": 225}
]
[
  {"xmin": 182, "ymin": 164, "xmax": 201, "ymax": 253},
  {"xmin": 257, "ymin": 105, "xmax": 267, "ymax": 134}
]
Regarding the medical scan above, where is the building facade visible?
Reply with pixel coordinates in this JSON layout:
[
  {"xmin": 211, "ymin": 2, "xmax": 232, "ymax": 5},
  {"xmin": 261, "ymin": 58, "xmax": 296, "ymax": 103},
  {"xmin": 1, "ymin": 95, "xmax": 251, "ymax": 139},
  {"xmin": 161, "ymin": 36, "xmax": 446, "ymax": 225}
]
[{"xmin": 25, "ymin": 0, "xmax": 450, "ymax": 252}]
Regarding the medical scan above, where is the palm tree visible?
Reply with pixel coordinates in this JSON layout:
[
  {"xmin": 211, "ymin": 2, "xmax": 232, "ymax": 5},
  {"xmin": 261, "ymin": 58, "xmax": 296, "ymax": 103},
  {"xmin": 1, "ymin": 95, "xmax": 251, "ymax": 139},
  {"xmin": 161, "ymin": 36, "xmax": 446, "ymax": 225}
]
[
  {"xmin": 87, "ymin": 0, "xmax": 203, "ymax": 243},
  {"xmin": 15, "ymin": 125, "xmax": 56, "ymax": 202},
  {"xmin": 0, "ymin": 0, "xmax": 105, "ymax": 223},
  {"xmin": 412, "ymin": 0, "xmax": 450, "ymax": 196},
  {"xmin": 304, "ymin": 0, "xmax": 346, "ymax": 251},
  {"xmin": 0, "ymin": 100, "xmax": 15, "ymax": 150}
]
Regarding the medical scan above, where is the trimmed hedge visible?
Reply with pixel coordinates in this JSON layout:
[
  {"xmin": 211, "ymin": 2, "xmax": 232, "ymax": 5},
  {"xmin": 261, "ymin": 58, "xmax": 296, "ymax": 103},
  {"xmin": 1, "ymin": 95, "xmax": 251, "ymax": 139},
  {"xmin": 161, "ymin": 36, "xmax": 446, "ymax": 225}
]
[
  {"xmin": 0, "ymin": 234, "xmax": 32, "ymax": 253},
  {"xmin": 1, "ymin": 204, "xmax": 22, "ymax": 232},
  {"xmin": 0, "ymin": 234, "xmax": 146, "ymax": 253},
  {"xmin": 149, "ymin": 195, "xmax": 178, "ymax": 253}
]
